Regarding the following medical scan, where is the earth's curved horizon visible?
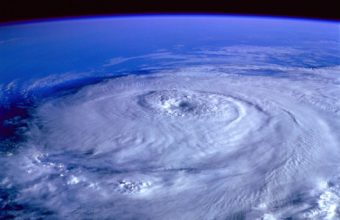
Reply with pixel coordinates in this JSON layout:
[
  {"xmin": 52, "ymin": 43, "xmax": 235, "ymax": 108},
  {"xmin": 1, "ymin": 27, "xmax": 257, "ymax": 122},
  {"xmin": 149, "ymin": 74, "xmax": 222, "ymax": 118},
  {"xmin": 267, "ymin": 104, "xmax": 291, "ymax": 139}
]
[{"xmin": 1, "ymin": 15, "xmax": 340, "ymax": 219}]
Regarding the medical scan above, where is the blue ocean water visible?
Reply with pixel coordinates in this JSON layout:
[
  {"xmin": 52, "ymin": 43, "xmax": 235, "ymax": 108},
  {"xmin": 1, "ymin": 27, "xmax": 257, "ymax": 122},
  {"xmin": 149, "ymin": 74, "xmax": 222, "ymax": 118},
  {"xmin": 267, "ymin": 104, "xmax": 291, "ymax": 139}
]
[{"xmin": 1, "ymin": 16, "xmax": 339, "ymax": 82}]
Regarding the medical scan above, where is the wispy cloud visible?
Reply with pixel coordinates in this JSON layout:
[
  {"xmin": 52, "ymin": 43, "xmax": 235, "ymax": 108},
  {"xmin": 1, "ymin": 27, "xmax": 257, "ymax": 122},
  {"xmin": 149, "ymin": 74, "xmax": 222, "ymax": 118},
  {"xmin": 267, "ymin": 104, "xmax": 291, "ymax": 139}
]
[
  {"xmin": 103, "ymin": 45, "xmax": 312, "ymax": 69},
  {"xmin": 0, "ymin": 38, "xmax": 21, "ymax": 45}
]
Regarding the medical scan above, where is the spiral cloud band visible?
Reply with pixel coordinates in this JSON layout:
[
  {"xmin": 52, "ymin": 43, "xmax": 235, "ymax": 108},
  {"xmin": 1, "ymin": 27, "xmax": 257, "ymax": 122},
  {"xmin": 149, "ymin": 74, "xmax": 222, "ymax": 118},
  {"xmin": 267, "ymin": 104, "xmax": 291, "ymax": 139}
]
[{"xmin": 1, "ymin": 63, "xmax": 340, "ymax": 219}]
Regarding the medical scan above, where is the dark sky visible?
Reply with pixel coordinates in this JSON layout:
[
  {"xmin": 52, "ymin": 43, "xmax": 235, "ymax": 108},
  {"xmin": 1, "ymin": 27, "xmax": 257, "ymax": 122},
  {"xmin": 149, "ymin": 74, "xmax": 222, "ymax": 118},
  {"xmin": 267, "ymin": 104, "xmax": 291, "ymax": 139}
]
[{"xmin": 1, "ymin": 0, "xmax": 340, "ymax": 24}]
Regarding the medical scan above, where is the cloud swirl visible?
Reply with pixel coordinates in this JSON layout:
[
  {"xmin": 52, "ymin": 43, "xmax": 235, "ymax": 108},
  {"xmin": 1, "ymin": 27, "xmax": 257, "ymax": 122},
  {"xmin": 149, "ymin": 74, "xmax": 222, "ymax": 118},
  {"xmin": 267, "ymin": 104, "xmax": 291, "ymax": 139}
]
[{"xmin": 2, "ymin": 64, "xmax": 340, "ymax": 219}]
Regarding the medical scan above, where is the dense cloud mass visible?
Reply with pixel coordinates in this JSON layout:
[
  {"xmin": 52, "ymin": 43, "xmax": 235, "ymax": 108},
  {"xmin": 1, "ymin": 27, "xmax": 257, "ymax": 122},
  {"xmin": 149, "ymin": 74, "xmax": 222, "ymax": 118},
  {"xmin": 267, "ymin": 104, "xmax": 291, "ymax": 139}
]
[{"xmin": 1, "ymin": 63, "xmax": 340, "ymax": 219}]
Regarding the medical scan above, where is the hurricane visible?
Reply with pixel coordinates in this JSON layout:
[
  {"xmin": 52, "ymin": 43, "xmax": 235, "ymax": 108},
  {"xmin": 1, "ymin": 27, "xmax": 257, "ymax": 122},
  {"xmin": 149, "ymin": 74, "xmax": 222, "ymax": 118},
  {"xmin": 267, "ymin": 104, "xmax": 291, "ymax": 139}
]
[{"xmin": 1, "ymin": 16, "xmax": 340, "ymax": 220}]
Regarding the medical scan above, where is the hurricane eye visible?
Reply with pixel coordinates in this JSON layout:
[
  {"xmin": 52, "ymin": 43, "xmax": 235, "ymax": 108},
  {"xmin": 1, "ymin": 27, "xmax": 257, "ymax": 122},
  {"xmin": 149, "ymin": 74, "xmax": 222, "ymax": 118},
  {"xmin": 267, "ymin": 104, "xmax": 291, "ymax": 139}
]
[
  {"xmin": 138, "ymin": 90, "xmax": 241, "ymax": 119},
  {"xmin": 178, "ymin": 101, "xmax": 194, "ymax": 111}
]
